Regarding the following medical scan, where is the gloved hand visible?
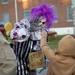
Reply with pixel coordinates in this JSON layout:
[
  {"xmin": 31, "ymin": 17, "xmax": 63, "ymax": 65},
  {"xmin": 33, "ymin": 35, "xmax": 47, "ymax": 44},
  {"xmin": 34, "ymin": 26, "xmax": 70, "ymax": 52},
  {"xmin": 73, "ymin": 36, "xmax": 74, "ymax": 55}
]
[
  {"xmin": 41, "ymin": 30, "xmax": 47, "ymax": 38},
  {"xmin": 40, "ymin": 30, "xmax": 47, "ymax": 48}
]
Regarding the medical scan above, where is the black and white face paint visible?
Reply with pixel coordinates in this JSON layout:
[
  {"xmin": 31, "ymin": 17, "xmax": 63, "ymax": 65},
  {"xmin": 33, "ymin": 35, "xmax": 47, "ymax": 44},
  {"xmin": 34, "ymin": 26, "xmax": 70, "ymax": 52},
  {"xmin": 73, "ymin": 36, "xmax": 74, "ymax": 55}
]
[
  {"xmin": 30, "ymin": 16, "xmax": 46, "ymax": 31},
  {"xmin": 38, "ymin": 16, "xmax": 46, "ymax": 28}
]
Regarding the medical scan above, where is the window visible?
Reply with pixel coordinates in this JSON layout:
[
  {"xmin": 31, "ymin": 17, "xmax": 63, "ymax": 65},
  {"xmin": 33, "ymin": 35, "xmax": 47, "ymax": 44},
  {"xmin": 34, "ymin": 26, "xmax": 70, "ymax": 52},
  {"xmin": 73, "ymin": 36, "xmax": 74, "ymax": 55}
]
[
  {"xmin": 67, "ymin": 6, "xmax": 73, "ymax": 21},
  {"xmin": 3, "ymin": 13, "xmax": 9, "ymax": 23},
  {"xmin": 2, "ymin": 0, "xmax": 8, "ymax": 4},
  {"xmin": 52, "ymin": 6, "xmax": 58, "ymax": 23},
  {"xmin": 24, "ymin": 10, "xmax": 30, "ymax": 20}
]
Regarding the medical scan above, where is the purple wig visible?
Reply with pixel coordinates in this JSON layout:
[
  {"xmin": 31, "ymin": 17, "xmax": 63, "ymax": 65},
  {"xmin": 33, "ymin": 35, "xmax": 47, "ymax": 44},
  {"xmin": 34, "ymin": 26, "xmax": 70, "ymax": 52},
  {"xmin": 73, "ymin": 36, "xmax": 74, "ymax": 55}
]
[{"xmin": 30, "ymin": 3, "xmax": 58, "ymax": 28}]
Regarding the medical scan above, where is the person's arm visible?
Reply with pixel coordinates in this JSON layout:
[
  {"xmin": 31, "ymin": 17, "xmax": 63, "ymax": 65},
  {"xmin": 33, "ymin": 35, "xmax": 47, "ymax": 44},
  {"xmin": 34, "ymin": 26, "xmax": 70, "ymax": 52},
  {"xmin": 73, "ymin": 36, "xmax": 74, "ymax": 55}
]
[{"xmin": 40, "ymin": 31, "xmax": 57, "ymax": 61}]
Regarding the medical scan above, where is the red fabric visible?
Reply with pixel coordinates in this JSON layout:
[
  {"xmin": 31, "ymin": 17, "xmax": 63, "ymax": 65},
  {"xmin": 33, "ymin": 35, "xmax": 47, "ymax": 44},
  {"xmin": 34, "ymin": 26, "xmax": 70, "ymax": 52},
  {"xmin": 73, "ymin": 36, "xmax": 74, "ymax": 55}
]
[
  {"xmin": 0, "ymin": 27, "xmax": 5, "ymax": 35},
  {"xmin": 48, "ymin": 31, "xmax": 57, "ymax": 37},
  {"xmin": 0, "ymin": 27, "xmax": 5, "ymax": 31}
]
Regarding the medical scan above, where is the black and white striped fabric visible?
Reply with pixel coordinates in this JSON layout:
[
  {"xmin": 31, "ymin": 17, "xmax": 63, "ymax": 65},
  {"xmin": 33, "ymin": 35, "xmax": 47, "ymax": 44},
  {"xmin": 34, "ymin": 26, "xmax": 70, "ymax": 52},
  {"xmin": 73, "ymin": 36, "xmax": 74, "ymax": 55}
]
[
  {"xmin": 30, "ymin": 40, "xmax": 41, "ymax": 52},
  {"xmin": 13, "ymin": 38, "xmax": 36, "ymax": 75},
  {"xmin": 12, "ymin": 31, "xmax": 49, "ymax": 75}
]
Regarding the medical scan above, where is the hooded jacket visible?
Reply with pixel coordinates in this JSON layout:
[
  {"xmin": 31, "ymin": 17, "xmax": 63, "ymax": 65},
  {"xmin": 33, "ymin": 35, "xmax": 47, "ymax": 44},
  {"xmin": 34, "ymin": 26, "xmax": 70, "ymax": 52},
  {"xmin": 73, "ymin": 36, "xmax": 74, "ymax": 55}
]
[
  {"xmin": 40, "ymin": 31, "xmax": 75, "ymax": 75},
  {"xmin": 0, "ymin": 32, "xmax": 17, "ymax": 75}
]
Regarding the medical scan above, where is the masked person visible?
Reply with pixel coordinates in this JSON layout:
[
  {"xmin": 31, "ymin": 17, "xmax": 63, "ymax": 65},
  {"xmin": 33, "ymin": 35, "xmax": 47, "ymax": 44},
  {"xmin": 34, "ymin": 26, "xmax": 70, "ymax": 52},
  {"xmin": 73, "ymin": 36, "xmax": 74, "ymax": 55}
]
[
  {"xmin": 40, "ymin": 31, "xmax": 75, "ymax": 75},
  {"xmin": 29, "ymin": 3, "xmax": 58, "ymax": 74},
  {"xmin": 10, "ymin": 3, "xmax": 58, "ymax": 75}
]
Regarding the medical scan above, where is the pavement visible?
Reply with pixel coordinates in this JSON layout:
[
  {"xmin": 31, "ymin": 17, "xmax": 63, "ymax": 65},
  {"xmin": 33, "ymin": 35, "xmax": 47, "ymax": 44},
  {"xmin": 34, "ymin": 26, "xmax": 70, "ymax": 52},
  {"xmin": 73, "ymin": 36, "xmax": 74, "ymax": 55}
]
[
  {"xmin": 36, "ymin": 67, "xmax": 48, "ymax": 75},
  {"xmin": 36, "ymin": 58, "xmax": 49, "ymax": 75}
]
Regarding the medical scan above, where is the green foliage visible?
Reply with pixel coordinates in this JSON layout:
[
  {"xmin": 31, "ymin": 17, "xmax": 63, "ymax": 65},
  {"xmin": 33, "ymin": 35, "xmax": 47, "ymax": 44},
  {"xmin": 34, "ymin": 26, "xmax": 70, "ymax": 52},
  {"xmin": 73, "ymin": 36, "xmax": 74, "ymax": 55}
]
[{"xmin": 48, "ymin": 35, "xmax": 65, "ymax": 50}]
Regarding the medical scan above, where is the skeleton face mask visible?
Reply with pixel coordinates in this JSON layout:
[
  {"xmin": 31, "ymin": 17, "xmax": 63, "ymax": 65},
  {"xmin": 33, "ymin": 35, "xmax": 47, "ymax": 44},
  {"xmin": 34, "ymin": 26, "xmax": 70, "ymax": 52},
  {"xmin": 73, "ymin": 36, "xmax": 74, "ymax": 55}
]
[
  {"xmin": 38, "ymin": 16, "xmax": 46, "ymax": 28},
  {"xmin": 30, "ymin": 16, "xmax": 46, "ymax": 32}
]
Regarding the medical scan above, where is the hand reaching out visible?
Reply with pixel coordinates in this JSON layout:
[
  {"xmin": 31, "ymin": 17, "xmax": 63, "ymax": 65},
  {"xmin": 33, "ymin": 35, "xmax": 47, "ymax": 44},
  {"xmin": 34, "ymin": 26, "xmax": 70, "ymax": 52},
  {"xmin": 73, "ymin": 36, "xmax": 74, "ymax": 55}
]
[{"xmin": 41, "ymin": 30, "xmax": 47, "ymax": 38}]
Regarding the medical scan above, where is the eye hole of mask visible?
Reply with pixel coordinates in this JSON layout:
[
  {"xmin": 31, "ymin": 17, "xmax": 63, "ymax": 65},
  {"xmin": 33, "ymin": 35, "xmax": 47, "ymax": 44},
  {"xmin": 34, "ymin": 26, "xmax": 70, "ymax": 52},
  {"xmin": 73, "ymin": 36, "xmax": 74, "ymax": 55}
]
[{"xmin": 42, "ymin": 22, "xmax": 46, "ymax": 24}]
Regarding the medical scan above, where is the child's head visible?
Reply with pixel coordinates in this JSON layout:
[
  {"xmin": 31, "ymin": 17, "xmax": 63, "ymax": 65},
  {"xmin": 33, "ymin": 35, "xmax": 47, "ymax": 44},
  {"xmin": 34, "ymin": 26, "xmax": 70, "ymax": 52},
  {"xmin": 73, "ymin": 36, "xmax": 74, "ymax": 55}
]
[{"xmin": 57, "ymin": 35, "xmax": 75, "ymax": 57}]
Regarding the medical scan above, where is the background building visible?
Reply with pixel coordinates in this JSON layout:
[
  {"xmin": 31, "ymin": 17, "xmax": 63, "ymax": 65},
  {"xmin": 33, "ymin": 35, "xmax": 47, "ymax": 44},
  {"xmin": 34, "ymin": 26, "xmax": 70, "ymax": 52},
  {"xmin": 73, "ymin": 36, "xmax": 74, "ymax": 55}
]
[{"xmin": 0, "ymin": 0, "xmax": 74, "ymax": 35}]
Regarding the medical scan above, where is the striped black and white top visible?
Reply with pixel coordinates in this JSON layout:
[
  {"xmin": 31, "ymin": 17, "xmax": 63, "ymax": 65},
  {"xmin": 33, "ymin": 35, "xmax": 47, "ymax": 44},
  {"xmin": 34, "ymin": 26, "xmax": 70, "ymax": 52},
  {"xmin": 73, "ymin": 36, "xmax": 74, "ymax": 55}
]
[
  {"xmin": 12, "ymin": 30, "xmax": 48, "ymax": 75},
  {"xmin": 13, "ymin": 38, "xmax": 37, "ymax": 75}
]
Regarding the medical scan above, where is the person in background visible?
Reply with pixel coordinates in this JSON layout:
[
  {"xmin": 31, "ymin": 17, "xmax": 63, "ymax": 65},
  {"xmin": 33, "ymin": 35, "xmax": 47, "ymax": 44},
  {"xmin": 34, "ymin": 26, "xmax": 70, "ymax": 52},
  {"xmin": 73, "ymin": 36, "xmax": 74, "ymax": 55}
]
[
  {"xmin": 0, "ymin": 31, "xmax": 17, "ymax": 75},
  {"xmin": 40, "ymin": 31, "xmax": 75, "ymax": 75}
]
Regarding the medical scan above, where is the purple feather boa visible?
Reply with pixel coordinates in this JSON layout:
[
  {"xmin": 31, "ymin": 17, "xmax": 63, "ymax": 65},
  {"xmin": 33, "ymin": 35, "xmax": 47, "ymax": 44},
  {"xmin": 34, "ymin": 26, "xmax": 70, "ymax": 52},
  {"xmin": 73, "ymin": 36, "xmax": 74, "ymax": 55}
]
[{"xmin": 30, "ymin": 3, "xmax": 58, "ymax": 28}]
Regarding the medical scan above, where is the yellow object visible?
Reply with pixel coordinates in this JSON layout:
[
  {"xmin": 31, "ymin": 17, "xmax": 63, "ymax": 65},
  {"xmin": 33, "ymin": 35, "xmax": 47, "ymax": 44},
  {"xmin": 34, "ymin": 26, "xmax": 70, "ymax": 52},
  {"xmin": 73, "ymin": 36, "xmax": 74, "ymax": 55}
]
[
  {"xmin": 6, "ymin": 31, "xmax": 10, "ymax": 36},
  {"xmin": 4, "ymin": 22, "xmax": 13, "ymax": 36}
]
